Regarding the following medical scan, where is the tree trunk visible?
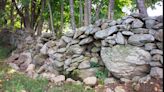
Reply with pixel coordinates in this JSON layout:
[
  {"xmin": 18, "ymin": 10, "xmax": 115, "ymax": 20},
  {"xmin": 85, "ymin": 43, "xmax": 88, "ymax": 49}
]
[
  {"xmin": 69, "ymin": 0, "xmax": 76, "ymax": 31},
  {"xmin": 95, "ymin": 1, "xmax": 103, "ymax": 21},
  {"xmin": 79, "ymin": 0, "xmax": 83, "ymax": 27},
  {"xmin": 60, "ymin": 0, "xmax": 64, "ymax": 32},
  {"xmin": 136, "ymin": 0, "xmax": 148, "ymax": 17},
  {"xmin": 10, "ymin": 2, "xmax": 14, "ymax": 29},
  {"xmin": 88, "ymin": 0, "xmax": 92, "ymax": 24},
  {"xmin": 108, "ymin": 0, "xmax": 115, "ymax": 20},
  {"xmin": 36, "ymin": 0, "xmax": 45, "ymax": 36},
  {"xmin": 48, "ymin": 0, "xmax": 55, "ymax": 35},
  {"xmin": 84, "ymin": 0, "xmax": 89, "ymax": 26}
]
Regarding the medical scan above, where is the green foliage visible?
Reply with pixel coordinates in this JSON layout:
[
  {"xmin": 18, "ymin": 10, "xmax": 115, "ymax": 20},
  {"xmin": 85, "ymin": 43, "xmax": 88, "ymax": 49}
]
[
  {"xmin": 95, "ymin": 68, "xmax": 109, "ymax": 84},
  {"xmin": 90, "ymin": 62, "xmax": 100, "ymax": 68},
  {"xmin": 0, "ymin": 41, "xmax": 15, "ymax": 60}
]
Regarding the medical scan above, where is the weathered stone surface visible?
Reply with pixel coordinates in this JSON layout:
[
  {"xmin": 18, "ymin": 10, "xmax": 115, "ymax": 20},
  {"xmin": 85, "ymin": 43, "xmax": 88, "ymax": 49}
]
[
  {"xmin": 115, "ymin": 32, "xmax": 125, "ymax": 44},
  {"xmin": 33, "ymin": 54, "xmax": 46, "ymax": 66},
  {"xmin": 150, "ymin": 67, "xmax": 163, "ymax": 79},
  {"xmin": 104, "ymin": 78, "xmax": 117, "ymax": 85},
  {"xmin": 154, "ymin": 29, "xmax": 163, "ymax": 42},
  {"xmin": 51, "ymin": 75, "xmax": 65, "ymax": 83},
  {"xmin": 122, "ymin": 31, "xmax": 134, "ymax": 36},
  {"xmin": 61, "ymin": 36, "xmax": 72, "ymax": 43},
  {"xmin": 101, "ymin": 23, "xmax": 109, "ymax": 29},
  {"xmin": 83, "ymin": 77, "xmax": 97, "ymax": 86},
  {"xmin": 40, "ymin": 44, "xmax": 48, "ymax": 55},
  {"xmin": 79, "ymin": 36, "xmax": 93, "ymax": 45},
  {"xmin": 78, "ymin": 60, "xmax": 91, "ymax": 69},
  {"xmin": 67, "ymin": 44, "xmax": 85, "ymax": 55},
  {"xmin": 78, "ymin": 68, "xmax": 98, "ymax": 79},
  {"xmin": 128, "ymin": 34, "xmax": 155, "ymax": 46},
  {"xmin": 132, "ymin": 28, "xmax": 149, "ymax": 34},
  {"xmin": 144, "ymin": 43, "xmax": 156, "ymax": 51},
  {"xmin": 131, "ymin": 19, "xmax": 144, "ymax": 28},
  {"xmin": 73, "ymin": 29, "xmax": 84, "ymax": 39},
  {"xmin": 114, "ymin": 86, "xmax": 126, "ymax": 92},
  {"xmin": 94, "ymin": 30, "xmax": 109, "ymax": 39},
  {"xmin": 101, "ymin": 45, "xmax": 151, "ymax": 79},
  {"xmin": 145, "ymin": 19, "xmax": 156, "ymax": 29},
  {"xmin": 150, "ymin": 49, "xmax": 163, "ymax": 55}
]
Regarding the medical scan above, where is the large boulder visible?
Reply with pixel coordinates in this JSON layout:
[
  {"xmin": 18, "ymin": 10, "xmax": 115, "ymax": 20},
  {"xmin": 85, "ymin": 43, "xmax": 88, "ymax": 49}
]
[{"xmin": 101, "ymin": 45, "xmax": 151, "ymax": 79}]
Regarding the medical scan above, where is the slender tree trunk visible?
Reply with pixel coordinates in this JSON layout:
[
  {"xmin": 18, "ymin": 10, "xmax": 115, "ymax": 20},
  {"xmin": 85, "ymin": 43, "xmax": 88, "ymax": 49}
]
[
  {"xmin": 88, "ymin": 0, "xmax": 92, "ymax": 24},
  {"xmin": 136, "ymin": 0, "xmax": 148, "ymax": 17},
  {"xmin": 48, "ymin": 0, "xmax": 55, "ymax": 35},
  {"xmin": 69, "ymin": 0, "xmax": 76, "ymax": 31},
  {"xmin": 79, "ymin": 0, "xmax": 83, "ymax": 27},
  {"xmin": 36, "ymin": 0, "xmax": 45, "ymax": 36},
  {"xmin": 10, "ymin": 2, "xmax": 14, "ymax": 29},
  {"xmin": 95, "ymin": 1, "xmax": 103, "ymax": 21},
  {"xmin": 84, "ymin": 0, "xmax": 89, "ymax": 26},
  {"xmin": 31, "ymin": 0, "xmax": 36, "ymax": 28},
  {"xmin": 108, "ymin": 0, "xmax": 115, "ymax": 20},
  {"xmin": 60, "ymin": 0, "xmax": 64, "ymax": 32}
]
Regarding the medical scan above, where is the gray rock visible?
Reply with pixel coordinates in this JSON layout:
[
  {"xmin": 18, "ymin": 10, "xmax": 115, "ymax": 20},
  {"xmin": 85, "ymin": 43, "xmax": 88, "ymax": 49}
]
[
  {"xmin": 49, "ymin": 58, "xmax": 64, "ymax": 68},
  {"xmin": 90, "ymin": 57, "xmax": 98, "ymax": 64},
  {"xmin": 107, "ymin": 40, "xmax": 116, "ymax": 45},
  {"xmin": 122, "ymin": 31, "xmax": 134, "ymax": 36},
  {"xmin": 46, "ymin": 41, "xmax": 56, "ymax": 48},
  {"xmin": 56, "ymin": 48, "xmax": 66, "ymax": 53},
  {"xmin": 41, "ymin": 33, "xmax": 53, "ymax": 38},
  {"xmin": 64, "ymin": 31, "xmax": 74, "ymax": 37},
  {"xmin": 109, "ymin": 20, "xmax": 117, "ymax": 26},
  {"xmin": 101, "ymin": 40, "xmax": 109, "ymax": 47},
  {"xmin": 67, "ymin": 44, "xmax": 85, "ymax": 55},
  {"xmin": 156, "ymin": 42, "xmax": 163, "ymax": 50},
  {"xmin": 149, "ymin": 29, "xmax": 156, "ymax": 36},
  {"xmin": 94, "ymin": 30, "xmax": 109, "ymax": 39},
  {"xmin": 104, "ymin": 78, "xmax": 117, "ymax": 85},
  {"xmin": 153, "ymin": 23, "xmax": 163, "ymax": 29},
  {"xmin": 101, "ymin": 45, "xmax": 151, "ymax": 79},
  {"xmin": 107, "ymin": 26, "xmax": 118, "ymax": 36},
  {"xmin": 93, "ymin": 41, "xmax": 101, "ymax": 47},
  {"xmin": 78, "ymin": 34, "xmax": 87, "ymax": 39},
  {"xmin": 120, "ymin": 78, "xmax": 131, "ymax": 83},
  {"xmin": 131, "ymin": 19, "xmax": 144, "ymax": 28},
  {"xmin": 33, "ymin": 54, "xmax": 46, "ymax": 66},
  {"xmin": 150, "ymin": 49, "xmax": 163, "ymax": 55},
  {"xmin": 64, "ymin": 58, "xmax": 72, "ymax": 66},
  {"xmin": 73, "ymin": 29, "xmax": 84, "ymax": 39},
  {"xmin": 106, "ymin": 34, "xmax": 116, "ymax": 40},
  {"xmin": 83, "ymin": 77, "xmax": 97, "ymax": 86},
  {"xmin": 128, "ymin": 34, "xmax": 155, "ymax": 46},
  {"xmin": 122, "ymin": 18, "xmax": 135, "ymax": 24},
  {"xmin": 71, "ymin": 55, "xmax": 84, "ymax": 63},
  {"xmin": 114, "ymin": 86, "xmax": 126, "ymax": 92},
  {"xmin": 154, "ymin": 29, "xmax": 163, "ymax": 42},
  {"xmin": 40, "ymin": 44, "xmax": 48, "ymax": 55},
  {"xmin": 85, "ymin": 25, "xmax": 94, "ymax": 35},
  {"xmin": 101, "ymin": 23, "xmax": 109, "ymax": 29},
  {"xmin": 78, "ymin": 61, "xmax": 91, "ymax": 69},
  {"xmin": 94, "ymin": 26, "xmax": 118, "ymax": 39},
  {"xmin": 145, "ymin": 19, "xmax": 156, "ymax": 29},
  {"xmin": 149, "ymin": 61, "xmax": 162, "ymax": 67},
  {"xmin": 52, "ymin": 53, "xmax": 64, "ymax": 61},
  {"xmin": 70, "ymin": 39, "xmax": 80, "ymax": 45},
  {"xmin": 131, "ymin": 28, "xmax": 149, "ymax": 34},
  {"xmin": 61, "ymin": 36, "xmax": 72, "ymax": 43},
  {"xmin": 79, "ymin": 36, "xmax": 93, "ymax": 45},
  {"xmin": 57, "ymin": 39, "xmax": 67, "ymax": 48},
  {"xmin": 78, "ymin": 68, "xmax": 98, "ymax": 79},
  {"xmin": 152, "ymin": 54, "xmax": 163, "ymax": 61},
  {"xmin": 150, "ymin": 67, "xmax": 163, "ymax": 79},
  {"xmin": 144, "ymin": 43, "xmax": 156, "ymax": 51},
  {"xmin": 90, "ymin": 27, "xmax": 101, "ymax": 34},
  {"xmin": 115, "ymin": 32, "xmax": 125, "ymax": 44}
]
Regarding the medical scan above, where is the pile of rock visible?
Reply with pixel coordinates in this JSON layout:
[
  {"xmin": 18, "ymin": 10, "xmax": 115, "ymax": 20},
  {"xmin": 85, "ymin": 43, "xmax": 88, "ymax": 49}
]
[{"xmin": 7, "ymin": 14, "xmax": 163, "ymax": 86}]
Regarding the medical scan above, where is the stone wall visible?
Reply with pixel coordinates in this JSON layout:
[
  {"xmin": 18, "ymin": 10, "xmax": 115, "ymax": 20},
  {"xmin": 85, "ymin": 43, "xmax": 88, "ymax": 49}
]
[{"xmin": 7, "ymin": 14, "xmax": 163, "ymax": 85}]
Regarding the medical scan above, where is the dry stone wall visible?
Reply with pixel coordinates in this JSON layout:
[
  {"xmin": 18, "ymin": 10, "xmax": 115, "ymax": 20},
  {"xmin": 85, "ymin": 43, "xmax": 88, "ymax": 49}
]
[{"xmin": 7, "ymin": 14, "xmax": 163, "ymax": 84}]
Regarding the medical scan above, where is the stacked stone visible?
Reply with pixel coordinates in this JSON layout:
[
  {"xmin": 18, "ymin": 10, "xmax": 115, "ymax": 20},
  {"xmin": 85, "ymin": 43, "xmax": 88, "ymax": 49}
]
[{"xmin": 7, "ymin": 14, "xmax": 163, "ymax": 84}]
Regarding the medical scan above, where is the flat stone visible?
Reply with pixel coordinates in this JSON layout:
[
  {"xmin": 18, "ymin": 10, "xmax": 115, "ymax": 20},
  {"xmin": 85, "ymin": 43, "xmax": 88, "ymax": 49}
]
[
  {"xmin": 115, "ymin": 32, "xmax": 125, "ymax": 44},
  {"xmin": 150, "ymin": 67, "xmax": 163, "ymax": 79},
  {"xmin": 83, "ymin": 77, "xmax": 97, "ymax": 86},
  {"xmin": 131, "ymin": 19, "xmax": 144, "ymax": 28},
  {"xmin": 128, "ymin": 34, "xmax": 155, "ymax": 46},
  {"xmin": 79, "ymin": 36, "xmax": 93, "ymax": 45},
  {"xmin": 150, "ymin": 49, "xmax": 163, "ymax": 55}
]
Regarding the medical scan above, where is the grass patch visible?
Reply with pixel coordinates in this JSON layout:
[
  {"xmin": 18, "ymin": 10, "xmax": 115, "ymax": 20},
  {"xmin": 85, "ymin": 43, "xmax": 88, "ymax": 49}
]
[
  {"xmin": 0, "ymin": 70, "xmax": 49, "ymax": 92},
  {"xmin": 47, "ymin": 83, "xmax": 94, "ymax": 92}
]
